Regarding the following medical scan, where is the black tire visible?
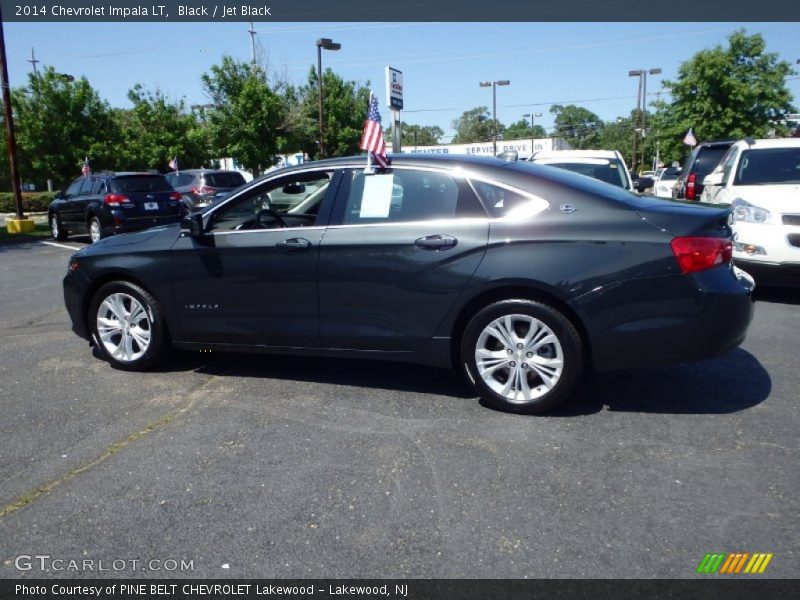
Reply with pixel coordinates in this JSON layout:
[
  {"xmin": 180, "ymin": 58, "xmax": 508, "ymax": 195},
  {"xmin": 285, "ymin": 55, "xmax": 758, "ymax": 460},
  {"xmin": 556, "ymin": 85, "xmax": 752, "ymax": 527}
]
[
  {"xmin": 461, "ymin": 299, "xmax": 583, "ymax": 414},
  {"xmin": 50, "ymin": 212, "xmax": 67, "ymax": 241},
  {"xmin": 88, "ymin": 216, "xmax": 104, "ymax": 243},
  {"xmin": 88, "ymin": 281, "xmax": 171, "ymax": 371}
]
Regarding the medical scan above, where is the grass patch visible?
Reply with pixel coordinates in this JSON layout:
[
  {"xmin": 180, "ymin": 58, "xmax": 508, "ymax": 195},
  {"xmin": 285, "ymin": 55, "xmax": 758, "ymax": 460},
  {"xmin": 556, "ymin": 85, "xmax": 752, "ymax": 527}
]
[{"xmin": 0, "ymin": 222, "xmax": 51, "ymax": 244}]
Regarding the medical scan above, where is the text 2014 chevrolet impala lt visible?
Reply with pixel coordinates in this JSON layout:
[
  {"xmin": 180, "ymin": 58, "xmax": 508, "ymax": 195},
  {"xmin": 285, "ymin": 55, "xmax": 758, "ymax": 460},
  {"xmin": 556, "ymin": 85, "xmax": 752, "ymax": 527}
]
[{"xmin": 63, "ymin": 155, "xmax": 755, "ymax": 413}]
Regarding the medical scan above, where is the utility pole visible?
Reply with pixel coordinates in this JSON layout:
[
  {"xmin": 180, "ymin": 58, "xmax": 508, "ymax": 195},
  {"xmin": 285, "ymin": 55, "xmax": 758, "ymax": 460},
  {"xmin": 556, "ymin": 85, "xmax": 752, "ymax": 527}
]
[
  {"xmin": 248, "ymin": 20, "xmax": 257, "ymax": 68},
  {"xmin": 0, "ymin": 4, "xmax": 31, "ymax": 231},
  {"xmin": 27, "ymin": 48, "xmax": 39, "ymax": 78}
]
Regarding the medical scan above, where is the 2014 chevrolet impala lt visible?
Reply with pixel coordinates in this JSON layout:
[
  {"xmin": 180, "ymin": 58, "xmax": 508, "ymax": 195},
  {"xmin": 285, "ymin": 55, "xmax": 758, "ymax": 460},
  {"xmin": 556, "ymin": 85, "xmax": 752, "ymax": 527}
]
[{"xmin": 63, "ymin": 155, "xmax": 755, "ymax": 413}]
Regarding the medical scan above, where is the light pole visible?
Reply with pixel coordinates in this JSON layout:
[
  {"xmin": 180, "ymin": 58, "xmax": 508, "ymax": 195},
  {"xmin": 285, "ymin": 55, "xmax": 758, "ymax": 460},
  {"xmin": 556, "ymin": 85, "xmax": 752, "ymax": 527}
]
[
  {"xmin": 628, "ymin": 68, "xmax": 661, "ymax": 172},
  {"xmin": 523, "ymin": 112, "xmax": 542, "ymax": 155},
  {"xmin": 316, "ymin": 38, "xmax": 341, "ymax": 159},
  {"xmin": 480, "ymin": 79, "xmax": 510, "ymax": 156}
]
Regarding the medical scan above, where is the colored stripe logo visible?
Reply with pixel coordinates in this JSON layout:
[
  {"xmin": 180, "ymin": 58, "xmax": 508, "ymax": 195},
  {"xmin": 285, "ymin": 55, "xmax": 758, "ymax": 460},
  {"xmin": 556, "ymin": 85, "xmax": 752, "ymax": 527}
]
[{"xmin": 697, "ymin": 553, "xmax": 773, "ymax": 574}]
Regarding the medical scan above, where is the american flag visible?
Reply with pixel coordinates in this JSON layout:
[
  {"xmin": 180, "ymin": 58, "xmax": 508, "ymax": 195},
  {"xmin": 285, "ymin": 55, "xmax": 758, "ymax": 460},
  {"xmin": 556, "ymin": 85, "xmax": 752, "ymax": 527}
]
[
  {"xmin": 81, "ymin": 157, "xmax": 91, "ymax": 178},
  {"xmin": 359, "ymin": 93, "xmax": 388, "ymax": 168},
  {"xmin": 683, "ymin": 128, "xmax": 697, "ymax": 147},
  {"xmin": 168, "ymin": 156, "xmax": 179, "ymax": 171}
]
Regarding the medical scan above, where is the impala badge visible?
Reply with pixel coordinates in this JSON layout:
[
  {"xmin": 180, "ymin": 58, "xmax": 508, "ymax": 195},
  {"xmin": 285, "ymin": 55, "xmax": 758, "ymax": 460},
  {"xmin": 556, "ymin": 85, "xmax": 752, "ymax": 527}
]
[{"xmin": 560, "ymin": 203, "xmax": 577, "ymax": 214}]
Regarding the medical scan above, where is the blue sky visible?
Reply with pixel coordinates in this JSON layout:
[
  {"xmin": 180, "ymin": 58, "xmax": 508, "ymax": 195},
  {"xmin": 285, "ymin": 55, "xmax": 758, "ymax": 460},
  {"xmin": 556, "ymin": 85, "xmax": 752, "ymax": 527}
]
[{"xmin": 5, "ymin": 21, "xmax": 799, "ymax": 142}]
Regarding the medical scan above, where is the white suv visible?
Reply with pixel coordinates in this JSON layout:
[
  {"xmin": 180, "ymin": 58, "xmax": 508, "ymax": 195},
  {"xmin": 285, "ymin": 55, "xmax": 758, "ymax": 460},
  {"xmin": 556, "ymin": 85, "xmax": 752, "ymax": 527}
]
[
  {"xmin": 529, "ymin": 150, "xmax": 634, "ymax": 192},
  {"xmin": 701, "ymin": 138, "xmax": 800, "ymax": 287}
]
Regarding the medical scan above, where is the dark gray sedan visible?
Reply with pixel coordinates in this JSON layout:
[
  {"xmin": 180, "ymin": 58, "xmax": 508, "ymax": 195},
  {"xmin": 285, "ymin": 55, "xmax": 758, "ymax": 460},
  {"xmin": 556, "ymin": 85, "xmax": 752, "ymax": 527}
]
[{"xmin": 63, "ymin": 155, "xmax": 754, "ymax": 414}]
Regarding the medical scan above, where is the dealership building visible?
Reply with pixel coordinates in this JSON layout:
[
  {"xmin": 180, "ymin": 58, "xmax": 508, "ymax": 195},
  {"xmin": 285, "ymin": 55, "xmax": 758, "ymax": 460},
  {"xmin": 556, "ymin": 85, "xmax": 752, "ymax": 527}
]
[{"xmin": 399, "ymin": 137, "xmax": 571, "ymax": 159}]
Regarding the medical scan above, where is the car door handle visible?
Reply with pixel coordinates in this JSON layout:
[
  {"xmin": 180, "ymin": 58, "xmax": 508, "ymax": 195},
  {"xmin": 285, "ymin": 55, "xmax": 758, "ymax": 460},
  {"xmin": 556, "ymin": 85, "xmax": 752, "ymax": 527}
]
[
  {"xmin": 276, "ymin": 238, "xmax": 312, "ymax": 253},
  {"xmin": 414, "ymin": 234, "xmax": 458, "ymax": 251}
]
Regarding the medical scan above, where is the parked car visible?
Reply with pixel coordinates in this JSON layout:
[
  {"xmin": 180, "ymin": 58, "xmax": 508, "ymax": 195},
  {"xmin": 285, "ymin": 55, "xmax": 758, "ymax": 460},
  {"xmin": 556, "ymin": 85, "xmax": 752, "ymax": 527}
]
[
  {"xmin": 165, "ymin": 169, "xmax": 247, "ymax": 212},
  {"xmin": 700, "ymin": 138, "xmax": 800, "ymax": 287},
  {"xmin": 49, "ymin": 172, "xmax": 183, "ymax": 243},
  {"xmin": 528, "ymin": 150, "xmax": 635, "ymax": 191},
  {"xmin": 63, "ymin": 154, "xmax": 754, "ymax": 414},
  {"xmin": 652, "ymin": 165, "xmax": 682, "ymax": 198},
  {"xmin": 672, "ymin": 140, "xmax": 735, "ymax": 201},
  {"xmin": 634, "ymin": 170, "xmax": 656, "ymax": 193}
]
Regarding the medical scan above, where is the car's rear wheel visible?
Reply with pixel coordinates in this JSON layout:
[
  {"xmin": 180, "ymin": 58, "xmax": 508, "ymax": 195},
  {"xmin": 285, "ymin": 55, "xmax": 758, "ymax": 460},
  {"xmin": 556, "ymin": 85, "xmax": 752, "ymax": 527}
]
[
  {"xmin": 50, "ymin": 213, "xmax": 67, "ymax": 241},
  {"xmin": 89, "ymin": 281, "xmax": 170, "ymax": 371},
  {"xmin": 461, "ymin": 300, "xmax": 583, "ymax": 414},
  {"xmin": 88, "ymin": 216, "xmax": 104, "ymax": 243}
]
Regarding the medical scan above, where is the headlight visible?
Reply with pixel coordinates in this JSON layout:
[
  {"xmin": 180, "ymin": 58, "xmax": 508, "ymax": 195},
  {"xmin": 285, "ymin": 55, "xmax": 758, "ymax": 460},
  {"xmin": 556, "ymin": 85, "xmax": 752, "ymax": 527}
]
[{"xmin": 731, "ymin": 198, "xmax": 771, "ymax": 224}]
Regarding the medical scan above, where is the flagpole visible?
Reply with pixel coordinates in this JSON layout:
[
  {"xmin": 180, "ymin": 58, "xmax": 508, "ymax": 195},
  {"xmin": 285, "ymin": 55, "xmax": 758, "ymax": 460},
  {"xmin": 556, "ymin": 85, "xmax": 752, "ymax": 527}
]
[{"xmin": 365, "ymin": 92, "xmax": 373, "ymax": 173}]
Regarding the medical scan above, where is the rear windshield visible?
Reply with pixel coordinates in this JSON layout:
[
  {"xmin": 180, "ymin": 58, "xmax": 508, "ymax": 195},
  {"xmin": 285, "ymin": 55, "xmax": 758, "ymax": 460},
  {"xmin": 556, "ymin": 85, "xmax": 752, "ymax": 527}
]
[
  {"xmin": 734, "ymin": 147, "xmax": 800, "ymax": 185},
  {"xmin": 536, "ymin": 159, "xmax": 629, "ymax": 189},
  {"xmin": 111, "ymin": 175, "xmax": 172, "ymax": 193},
  {"xmin": 204, "ymin": 172, "xmax": 246, "ymax": 188},
  {"xmin": 166, "ymin": 173, "xmax": 196, "ymax": 187},
  {"xmin": 693, "ymin": 146, "xmax": 730, "ymax": 176}
]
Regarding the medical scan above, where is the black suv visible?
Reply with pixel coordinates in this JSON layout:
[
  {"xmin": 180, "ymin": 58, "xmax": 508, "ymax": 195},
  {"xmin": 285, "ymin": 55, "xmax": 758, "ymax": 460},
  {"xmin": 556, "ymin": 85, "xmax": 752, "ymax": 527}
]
[
  {"xmin": 165, "ymin": 169, "xmax": 247, "ymax": 211},
  {"xmin": 49, "ymin": 172, "xmax": 183, "ymax": 243},
  {"xmin": 672, "ymin": 140, "xmax": 734, "ymax": 201}
]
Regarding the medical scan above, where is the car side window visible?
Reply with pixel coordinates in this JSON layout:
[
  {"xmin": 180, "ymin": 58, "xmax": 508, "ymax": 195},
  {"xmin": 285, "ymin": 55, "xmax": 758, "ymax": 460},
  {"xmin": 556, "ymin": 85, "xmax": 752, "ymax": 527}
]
[
  {"xmin": 208, "ymin": 172, "xmax": 332, "ymax": 232},
  {"xmin": 64, "ymin": 179, "xmax": 83, "ymax": 199},
  {"xmin": 78, "ymin": 178, "xmax": 95, "ymax": 195},
  {"xmin": 341, "ymin": 169, "xmax": 484, "ymax": 225},
  {"xmin": 472, "ymin": 180, "xmax": 549, "ymax": 219}
]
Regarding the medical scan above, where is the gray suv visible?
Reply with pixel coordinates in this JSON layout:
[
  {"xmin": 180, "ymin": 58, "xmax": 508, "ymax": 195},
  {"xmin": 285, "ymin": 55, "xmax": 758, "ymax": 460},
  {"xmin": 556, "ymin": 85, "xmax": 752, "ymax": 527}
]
[{"xmin": 165, "ymin": 169, "xmax": 247, "ymax": 211}]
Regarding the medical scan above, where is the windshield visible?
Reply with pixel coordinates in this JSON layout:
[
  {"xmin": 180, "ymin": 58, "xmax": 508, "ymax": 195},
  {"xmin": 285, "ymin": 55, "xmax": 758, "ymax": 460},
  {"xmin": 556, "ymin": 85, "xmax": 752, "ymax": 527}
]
[
  {"xmin": 537, "ymin": 159, "xmax": 629, "ymax": 189},
  {"xmin": 734, "ymin": 148, "xmax": 800, "ymax": 185}
]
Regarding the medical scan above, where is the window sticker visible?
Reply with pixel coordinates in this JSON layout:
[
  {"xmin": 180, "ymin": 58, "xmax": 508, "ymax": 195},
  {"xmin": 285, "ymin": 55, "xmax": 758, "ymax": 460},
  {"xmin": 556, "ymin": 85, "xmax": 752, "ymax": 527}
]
[{"xmin": 360, "ymin": 173, "xmax": 395, "ymax": 218}]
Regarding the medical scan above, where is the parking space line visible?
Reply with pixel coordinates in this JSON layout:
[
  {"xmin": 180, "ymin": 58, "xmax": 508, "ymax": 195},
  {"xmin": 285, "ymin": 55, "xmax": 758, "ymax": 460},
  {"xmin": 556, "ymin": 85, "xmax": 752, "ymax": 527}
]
[{"xmin": 40, "ymin": 241, "xmax": 84, "ymax": 251}]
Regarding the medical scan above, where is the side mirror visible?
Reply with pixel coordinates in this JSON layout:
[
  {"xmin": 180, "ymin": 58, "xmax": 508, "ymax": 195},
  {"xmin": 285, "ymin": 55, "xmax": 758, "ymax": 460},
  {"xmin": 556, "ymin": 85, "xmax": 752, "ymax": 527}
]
[
  {"xmin": 282, "ymin": 183, "xmax": 306, "ymax": 194},
  {"xmin": 703, "ymin": 172, "xmax": 723, "ymax": 187},
  {"xmin": 181, "ymin": 213, "xmax": 205, "ymax": 238}
]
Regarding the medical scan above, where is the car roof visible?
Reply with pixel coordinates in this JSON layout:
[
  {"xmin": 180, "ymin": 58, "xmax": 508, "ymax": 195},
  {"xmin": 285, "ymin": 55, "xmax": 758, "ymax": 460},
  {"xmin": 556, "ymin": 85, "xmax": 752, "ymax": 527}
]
[
  {"xmin": 730, "ymin": 138, "xmax": 800, "ymax": 150},
  {"xmin": 530, "ymin": 150, "xmax": 623, "ymax": 160}
]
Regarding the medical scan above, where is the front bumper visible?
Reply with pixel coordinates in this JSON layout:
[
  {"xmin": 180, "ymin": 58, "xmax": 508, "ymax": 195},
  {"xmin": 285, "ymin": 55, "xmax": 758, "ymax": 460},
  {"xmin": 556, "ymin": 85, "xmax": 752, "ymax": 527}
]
[{"xmin": 63, "ymin": 270, "xmax": 92, "ymax": 341}]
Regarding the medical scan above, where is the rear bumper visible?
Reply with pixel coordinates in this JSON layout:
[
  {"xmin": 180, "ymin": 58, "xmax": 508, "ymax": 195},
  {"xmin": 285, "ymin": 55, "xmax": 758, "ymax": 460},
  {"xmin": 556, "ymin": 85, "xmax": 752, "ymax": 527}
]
[
  {"xmin": 106, "ymin": 214, "xmax": 181, "ymax": 236},
  {"xmin": 573, "ymin": 265, "xmax": 755, "ymax": 373}
]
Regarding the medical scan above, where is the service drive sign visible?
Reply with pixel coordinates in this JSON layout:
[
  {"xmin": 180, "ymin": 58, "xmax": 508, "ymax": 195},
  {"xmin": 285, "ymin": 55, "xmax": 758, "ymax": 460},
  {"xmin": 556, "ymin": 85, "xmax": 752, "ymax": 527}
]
[{"xmin": 385, "ymin": 66, "xmax": 403, "ymax": 111}]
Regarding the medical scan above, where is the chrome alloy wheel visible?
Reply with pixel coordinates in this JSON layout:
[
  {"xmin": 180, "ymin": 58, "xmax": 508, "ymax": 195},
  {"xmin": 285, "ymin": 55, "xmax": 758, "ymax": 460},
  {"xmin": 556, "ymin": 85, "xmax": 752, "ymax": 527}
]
[
  {"xmin": 96, "ymin": 293, "xmax": 152, "ymax": 362},
  {"xmin": 474, "ymin": 314, "xmax": 564, "ymax": 403},
  {"xmin": 89, "ymin": 219, "xmax": 102, "ymax": 243}
]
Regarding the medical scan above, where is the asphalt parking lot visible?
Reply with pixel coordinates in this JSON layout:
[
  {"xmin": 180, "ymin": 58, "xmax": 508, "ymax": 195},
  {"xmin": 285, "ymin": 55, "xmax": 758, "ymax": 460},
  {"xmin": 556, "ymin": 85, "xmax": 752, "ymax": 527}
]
[{"xmin": 0, "ymin": 238, "xmax": 797, "ymax": 579}]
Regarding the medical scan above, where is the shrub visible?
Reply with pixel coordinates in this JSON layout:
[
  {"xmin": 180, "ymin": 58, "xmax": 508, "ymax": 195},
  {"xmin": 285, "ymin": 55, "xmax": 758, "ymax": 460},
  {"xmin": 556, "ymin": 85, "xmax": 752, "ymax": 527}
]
[{"xmin": 0, "ymin": 192, "xmax": 57, "ymax": 213}]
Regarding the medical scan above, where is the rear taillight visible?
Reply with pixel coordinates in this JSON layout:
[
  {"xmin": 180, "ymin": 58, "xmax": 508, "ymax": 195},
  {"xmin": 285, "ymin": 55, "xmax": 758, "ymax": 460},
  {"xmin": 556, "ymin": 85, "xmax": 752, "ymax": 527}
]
[
  {"xmin": 191, "ymin": 185, "xmax": 216, "ymax": 196},
  {"xmin": 104, "ymin": 193, "xmax": 130, "ymax": 206},
  {"xmin": 685, "ymin": 173, "xmax": 697, "ymax": 200},
  {"xmin": 670, "ymin": 236, "xmax": 732, "ymax": 274},
  {"xmin": 169, "ymin": 192, "xmax": 182, "ymax": 201}
]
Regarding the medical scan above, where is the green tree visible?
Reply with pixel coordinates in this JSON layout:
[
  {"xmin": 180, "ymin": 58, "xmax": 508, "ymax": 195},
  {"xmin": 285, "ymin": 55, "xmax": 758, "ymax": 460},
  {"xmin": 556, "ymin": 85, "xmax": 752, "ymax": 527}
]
[
  {"xmin": 550, "ymin": 104, "xmax": 603, "ymax": 149},
  {"xmin": 400, "ymin": 123, "xmax": 444, "ymax": 147},
  {"xmin": 295, "ymin": 67, "xmax": 372, "ymax": 160},
  {"xmin": 12, "ymin": 67, "xmax": 118, "ymax": 190},
  {"xmin": 451, "ymin": 106, "xmax": 499, "ymax": 143},
  {"xmin": 503, "ymin": 118, "xmax": 547, "ymax": 141},
  {"xmin": 201, "ymin": 56, "xmax": 289, "ymax": 175},
  {"xmin": 115, "ymin": 85, "xmax": 210, "ymax": 172},
  {"xmin": 653, "ymin": 30, "xmax": 796, "ymax": 164}
]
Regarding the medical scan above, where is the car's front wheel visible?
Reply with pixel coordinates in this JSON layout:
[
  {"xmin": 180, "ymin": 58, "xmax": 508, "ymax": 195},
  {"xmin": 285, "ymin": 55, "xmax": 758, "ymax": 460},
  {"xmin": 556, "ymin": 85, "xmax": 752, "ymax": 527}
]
[
  {"xmin": 461, "ymin": 300, "xmax": 583, "ymax": 414},
  {"xmin": 89, "ymin": 281, "xmax": 170, "ymax": 371}
]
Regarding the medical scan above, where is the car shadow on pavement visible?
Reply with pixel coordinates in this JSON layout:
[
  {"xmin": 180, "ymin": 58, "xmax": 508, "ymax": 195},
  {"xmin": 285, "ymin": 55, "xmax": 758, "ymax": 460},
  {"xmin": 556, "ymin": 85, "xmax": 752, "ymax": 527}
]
[
  {"xmin": 550, "ymin": 348, "xmax": 771, "ymax": 417},
  {"xmin": 158, "ymin": 346, "xmax": 770, "ymax": 416},
  {"xmin": 754, "ymin": 286, "xmax": 800, "ymax": 306},
  {"xmin": 160, "ymin": 351, "xmax": 476, "ymax": 399}
]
